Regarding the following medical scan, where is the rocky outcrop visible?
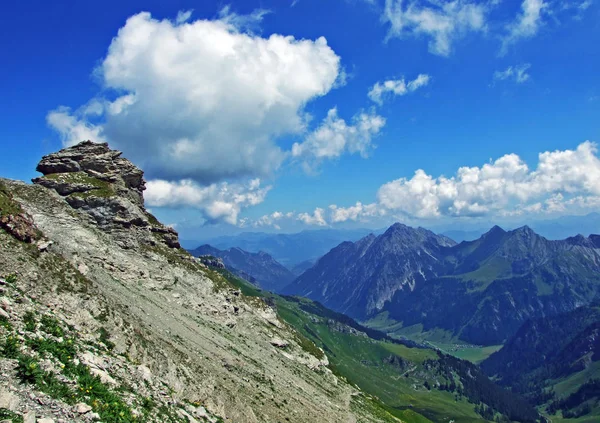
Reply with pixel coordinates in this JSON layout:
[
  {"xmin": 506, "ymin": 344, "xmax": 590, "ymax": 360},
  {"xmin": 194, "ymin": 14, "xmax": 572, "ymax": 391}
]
[
  {"xmin": 32, "ymin": 141, "xmax": 179, "ymax": 249},
  {"xmin": 0, "ymin": 180, "xmax": 42, "ymax": 243}
]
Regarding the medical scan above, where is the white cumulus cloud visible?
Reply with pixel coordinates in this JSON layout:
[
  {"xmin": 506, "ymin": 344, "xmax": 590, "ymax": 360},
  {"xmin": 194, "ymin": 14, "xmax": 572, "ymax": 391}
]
[
  {"xmin": 292, "ymin": 108, "xmax": 385, "ymax": 170},
  {"xmin": 382, "ymin": 0, "xmax": 488, "ymax": 56},
  {"xmin": 329, "ymin": 202, "xmax": 384, "ymax": 223},
  {"xmin": 145, "ymin": 178, "xmax": 270, "ymax": 225},
  {"xmin": 297, "ymin": 208, "xmax": 327, "ymax": 226},
  {"xmin": 377, "ymin": 141, "xmax": 600, "ymax": 218},
  {"xmin": 48, "ymin": 9, "xmax": 341, "ymax": 185},
  {"xmin": 368, "ymin": 74, "xmax": 431, "ymax": 105}
]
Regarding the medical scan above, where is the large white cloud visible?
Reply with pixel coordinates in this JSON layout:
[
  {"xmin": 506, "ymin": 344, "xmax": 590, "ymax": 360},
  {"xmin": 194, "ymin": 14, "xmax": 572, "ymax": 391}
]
[
  {"xmin": 368, "ymin": 74, "xmax": 430, "ymax": 105},
  {"xmin": 48, "ymin": 10, "xmax": 342, "ymax": 184},
  {"xmin": 291, "ymin": 108, "xmax": 385, "ymax": 170},
  {"xmin": 382, "ymin": 0, "xmax": 488, "ymax": 56},
  {"xmin": 145, "ymin": 178, "xmax": 270, "ymax": 225},
  {"xmin": 377, "ymin": 141, "xmax": 600, "ymax": 218}
]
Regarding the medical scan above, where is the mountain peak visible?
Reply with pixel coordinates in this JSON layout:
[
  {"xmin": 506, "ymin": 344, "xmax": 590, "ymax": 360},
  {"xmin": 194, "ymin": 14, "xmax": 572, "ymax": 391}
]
[
  {"xmin": 511, "ymin": 225, "xmax": 536, "ymax": 237},
  {"xmin": 488, "ymin": 225, "xmax": 506, "ymax": 234},
  {"xmin": 32, "ymin": 140, "xmax": 180, "ymax": 249}
]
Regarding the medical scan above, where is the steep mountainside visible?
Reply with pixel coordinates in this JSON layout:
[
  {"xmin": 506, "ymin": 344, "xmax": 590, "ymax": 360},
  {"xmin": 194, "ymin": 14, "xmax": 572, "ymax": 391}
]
[
  {"xmin": 481, "ymin": 305, "xmax": 600, "ymax": 421},
  {"xmin": 198, "ymin": 228, "xmax": 377, "ymax": 266},
  {"xmin": 286, "ymin": 223, "xmax": 600, "ymax": 345},
  {"xmin": 190, "ymin": 245, "xmax": 295, "ymax": 292},
  {"xmin": 202, "ymin": 263, "xmax": 542, "ymax": 423},
  {"xmin": 0, "ymin": 141, "xmax": 399, "ymax": 423}
]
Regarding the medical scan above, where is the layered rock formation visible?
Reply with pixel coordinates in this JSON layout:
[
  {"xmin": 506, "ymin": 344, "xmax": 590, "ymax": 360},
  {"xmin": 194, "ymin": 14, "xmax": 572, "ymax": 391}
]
[{"xmin": 32, "ymin": 141, "xmax": 179, "ymax": 249}]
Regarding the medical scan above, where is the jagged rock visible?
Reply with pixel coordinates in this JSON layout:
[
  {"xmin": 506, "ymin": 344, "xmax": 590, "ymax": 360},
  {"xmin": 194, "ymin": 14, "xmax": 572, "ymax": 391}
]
[
  {"xmin": 36, "ymin": 240, "xmax": 53, "ymax": 252},
  {"xmin": 35, "ymin": 141, "xmax": 145, "ymax": 205},
  {"xmin": 36, "ymin": 418, "xmax": 54, "ymax": 423},
  {"xmin": 32, "ymin": 141, "xmax": 180, "ymax": 249},
  {"xmin": 197, "ymin": 255, "xmax": 225, "ymax": 268},
  {"xmin": 270, "ymin": 338, "xmax": 289, "ymax": 348},
  {"xmin": 0, "ymin": 308, "xmax": 9, "ymax": 319},
  {"xmin": 23, "ymin": 412, "xmax": 36, "ymax": 423},
  {"xmin": 0, "ymin": 297, "xmax": 10, "ymax": 310}
]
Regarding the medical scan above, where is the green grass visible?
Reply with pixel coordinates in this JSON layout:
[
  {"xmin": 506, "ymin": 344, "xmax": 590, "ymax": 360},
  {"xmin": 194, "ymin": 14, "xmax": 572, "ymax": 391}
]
[
  {"xmin": 0, "ymin": 408, "xmax": 24, "ymax": 423},
  {"xmin": 0, "ymin": 180, "xmax": 23, "ymax": 217},
  {"xmin": 42, "ymin": 172, "xmax": 115, "ymax": 199},
  {"xmin": 459, "ymin": 257, "xmax": 512, "ymax": 288},
  {"xmin": 274, "ymin": 297, "xmax": 489, "ymax": 423},
  {"xmin": 428, "ymin": 343, "xmax": 502, "ymax": 364},
  {"xmin": 552, "ymin": 361, "xmax": 600, "ymax": 398}
]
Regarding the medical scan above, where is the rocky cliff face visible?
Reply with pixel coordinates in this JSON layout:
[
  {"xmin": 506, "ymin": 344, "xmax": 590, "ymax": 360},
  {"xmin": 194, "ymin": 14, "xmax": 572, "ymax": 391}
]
[
  {"xmin": 0, "ymin": 141, "xmax": 391, "ymax": 423},
  {"xmin": 284, "ymin": 224, "xmax": 456, "ymax": 318},
  {"xmin": 32, "ymin": 141, "xmax": 179, "ymax": 250}
]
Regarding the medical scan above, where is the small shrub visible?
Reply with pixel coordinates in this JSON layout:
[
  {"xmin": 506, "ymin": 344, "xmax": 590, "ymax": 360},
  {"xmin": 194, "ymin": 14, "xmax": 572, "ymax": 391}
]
[
  {"xmin": 5, "ymin": 274, "xmax": 17, "ymax": 284},
  {"xmin": 1, "ymin": 335, "xmax": 20, "ymax": 358},
  {"xmin": 40, "ymin": 315, "xmax": 64, "ymax": 337},
  {"xmin": 0, "ymin": 315, "xmax": 13, "ymax": 330},
  {"xmin": 16, "ymin": 355, "xmax": 43, "ymax": 384},
  {"xmin": 23, "ymin": 311, "xmax": 36, "ymax": 332}
]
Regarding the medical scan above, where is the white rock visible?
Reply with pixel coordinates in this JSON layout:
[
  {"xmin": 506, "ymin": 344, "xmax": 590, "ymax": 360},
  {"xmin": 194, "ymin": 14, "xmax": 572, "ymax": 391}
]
[
  {"xmin": 0, "ymin": 308, "xmax": 9, "ymax": 319},
  {"xmin": 0, "ymin": 296, "xmax": 11, "ymax": 310},
  {"xmin": 36, "ymin": 240, "xmax": 53, "ymax": 252},
  {"xmin": 270, "ymin": 338, "xmax": 289, "ymax": 348},
  {"xmin": 75, "ymin": 402, "xmax": 93, "ymax": 413},
  {"xmin": 0, "ymin": 388, "xmax": 19, "ymax": 411},
  {"xmin": 137, "ymin": 364, "xmax": 153, "ymax": 382},
  {"xmin": 37, "ymin": 418, "xmax": 55, "ymax": 423},
  {"xmin": 23, "ymin": 411, "xmax": 36, "ymax": 423}
]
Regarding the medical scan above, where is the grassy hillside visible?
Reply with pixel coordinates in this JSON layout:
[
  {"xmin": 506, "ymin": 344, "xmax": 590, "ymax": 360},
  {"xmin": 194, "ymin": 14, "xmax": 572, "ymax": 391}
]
[{"xmin": 209, "ymin": 264, "xmax": 541, "ymax": 423}]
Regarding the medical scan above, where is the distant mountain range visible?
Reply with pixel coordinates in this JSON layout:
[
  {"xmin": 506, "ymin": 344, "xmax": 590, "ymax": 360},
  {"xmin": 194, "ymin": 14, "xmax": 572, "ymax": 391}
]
[
  {"xmin": 439, "ymin": 212, "xmax": 600, "ymax": 242},
  {"xmin": 187, "ymin": 228, "xmax": 379, "ymax": 266},
  {"xmin": 481, "ymin": 304, "xmax": 600, "ymax": 419},
  {"xmin": 284, "ymin": 223, "xmax": 600, "ymax": 345},
  {"xmin": 190, "ymin": 244, "xmax": 295, "ymax": 292}
]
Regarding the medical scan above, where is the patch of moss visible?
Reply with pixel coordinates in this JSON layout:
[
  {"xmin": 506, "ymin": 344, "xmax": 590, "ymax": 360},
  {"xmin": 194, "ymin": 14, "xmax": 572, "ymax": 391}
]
[
  {"xmin": 0, "ymin": 180, "xmax": 23, "ymax": 217},
  {"xmin": 145, "ymin": 211, "xmax": 161, "ymax": 226},
  {"xmin": 43, "ymin": 172, "xmax": 115, "ymax": 199}
]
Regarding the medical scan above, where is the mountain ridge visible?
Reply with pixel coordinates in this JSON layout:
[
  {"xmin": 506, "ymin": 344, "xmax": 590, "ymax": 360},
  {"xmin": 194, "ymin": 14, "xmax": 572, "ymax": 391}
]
[
  {"xmin": 285, "ymin": 222, "xmax": 600, "ymax": 345},
  {"xmin": 190, "ymin": 244, "xmax": 295, "ymax": 292}
]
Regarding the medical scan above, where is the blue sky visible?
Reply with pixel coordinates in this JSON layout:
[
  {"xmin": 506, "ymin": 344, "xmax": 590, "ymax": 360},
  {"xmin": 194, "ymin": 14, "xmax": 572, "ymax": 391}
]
[{"xmin": 1, "ymin": 0, "xmax": 599, "ymax": 238}]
